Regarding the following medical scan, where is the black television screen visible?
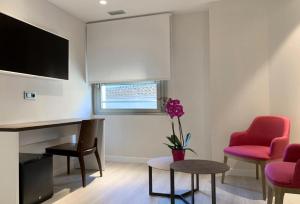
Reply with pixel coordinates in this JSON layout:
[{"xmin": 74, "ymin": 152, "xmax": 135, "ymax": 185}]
[{"xmin": 0, "ymin": 12, "xmax": 69, "ymax": 80}]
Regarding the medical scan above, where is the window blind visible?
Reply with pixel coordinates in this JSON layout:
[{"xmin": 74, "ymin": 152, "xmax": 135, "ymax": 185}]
[{"xmin": 86, "ymin": 13, "xmax": 171, "ymax": 83}]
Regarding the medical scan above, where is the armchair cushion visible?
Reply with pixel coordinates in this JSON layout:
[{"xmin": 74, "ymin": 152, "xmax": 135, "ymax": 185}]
[
  {"xmin": 224, "ymin": 145, "xmax": 270, "ymax": 160},
  {"xmin": 265, "ymin": 161, "xmax": 299, "ymax": 188}
]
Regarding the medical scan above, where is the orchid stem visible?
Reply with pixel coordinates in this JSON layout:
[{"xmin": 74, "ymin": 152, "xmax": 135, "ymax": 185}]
[
  {"xmin": 177, "ymin": 117, "xmax": 184, "ymax": 147},
  {"xmin": 171, "ymin": 121, "xmax": 175, "ymax": 136}
]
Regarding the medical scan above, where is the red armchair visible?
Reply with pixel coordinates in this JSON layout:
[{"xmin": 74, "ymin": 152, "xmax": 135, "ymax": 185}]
[
  {"xmin": 266, "ymin": 144, "xmax": 300, "ymax": 204},
  {"xmin": 222, "ymin": 116, "xmax": 290, "ymax": 200}
]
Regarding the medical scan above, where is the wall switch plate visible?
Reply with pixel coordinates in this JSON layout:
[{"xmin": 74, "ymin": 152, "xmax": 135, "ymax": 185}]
[{"xmin": 24, "ymin": 91, "xmax": 37, "ymax": 100}]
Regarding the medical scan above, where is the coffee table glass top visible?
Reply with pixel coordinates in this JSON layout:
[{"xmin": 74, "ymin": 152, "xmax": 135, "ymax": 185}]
[
  {"xmin": 147, "ymin": 156, "xmax": 173, "ymax": 171},
  {"xmin": 171, "ymin": 160, "xmax": 230, "ymax": 174}
]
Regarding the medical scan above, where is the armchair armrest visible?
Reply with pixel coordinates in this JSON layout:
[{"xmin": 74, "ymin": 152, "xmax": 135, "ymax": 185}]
[
  {"xmin": 270, "ymin": 137, "xmax": 289, "ymax": 160},
  {"xmin": 293, "ymin": 159, "xmax": 300, "ymax": 186},
  {"xmin": 229, "ymin": 131, "xmax": 248, "ymax": 146},
  {"xmin": 283, "ymin": 144, "xmax": 300, "ymax": 162}
]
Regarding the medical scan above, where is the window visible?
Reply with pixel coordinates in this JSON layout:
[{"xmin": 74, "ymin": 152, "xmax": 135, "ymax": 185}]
[{"xmin": 93, "ymin": 81, "xmax": 168, "ymax": 114}]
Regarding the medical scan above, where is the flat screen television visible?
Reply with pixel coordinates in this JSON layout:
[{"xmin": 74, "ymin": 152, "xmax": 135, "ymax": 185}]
[{"xmin": 0, "ymin": 12, "xmax": 69, "ymax": 80}]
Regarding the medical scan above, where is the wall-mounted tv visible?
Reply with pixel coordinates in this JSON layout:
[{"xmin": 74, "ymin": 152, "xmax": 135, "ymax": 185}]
[{"xmin": 0, "ymin": 12, "xmax": 69, "ymax": 80}]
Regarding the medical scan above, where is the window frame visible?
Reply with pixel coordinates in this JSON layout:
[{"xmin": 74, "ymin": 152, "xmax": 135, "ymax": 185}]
[{"xmin": 93, "ymin": 80, "xmax": 168, "ymax": 115}]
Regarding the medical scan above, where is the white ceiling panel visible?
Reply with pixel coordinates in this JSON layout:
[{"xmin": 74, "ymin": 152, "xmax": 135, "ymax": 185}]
[{"xmin": 48, "ymin": 0, "xmax": 219, "ymax": 22}]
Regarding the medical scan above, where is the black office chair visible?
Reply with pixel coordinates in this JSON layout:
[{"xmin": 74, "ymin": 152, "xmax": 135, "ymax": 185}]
[{"xmin": 46, "ymin": 119, "xmax": 102, "ymax": 187}]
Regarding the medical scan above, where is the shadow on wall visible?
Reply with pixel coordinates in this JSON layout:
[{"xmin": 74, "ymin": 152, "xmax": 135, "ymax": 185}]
[
  {"xmin": 0, "ymin": 72, "xmax": 63, "ymax": 97},
  {"xmin": 30, "ymin": 77, "xmax": 64, "ymax": 96},
  {"xmin": 267, "ymin": 0, "xmax": 300, "ymax": 143},
  {"xmin": 210, "ymin": 0, "xmax": 300, "ymax": 166},
  {"xmin": 209, "ymin": 0, "xmax": 270, "ymax": 162}
]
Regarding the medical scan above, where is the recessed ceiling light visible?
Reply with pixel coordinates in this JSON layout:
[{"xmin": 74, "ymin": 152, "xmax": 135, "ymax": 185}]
[{"xmin": 99, "ymin": 0, "xmax": 107, "ymax": 5}]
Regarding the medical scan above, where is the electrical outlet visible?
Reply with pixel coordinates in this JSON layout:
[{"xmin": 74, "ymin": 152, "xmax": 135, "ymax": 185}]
[{"xmin": 24, "ymin": 91, "xmax": 37, "ymax": 100}]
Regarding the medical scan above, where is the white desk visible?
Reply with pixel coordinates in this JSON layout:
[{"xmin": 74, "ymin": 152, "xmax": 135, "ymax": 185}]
[{"xmin": 0, "ymin": 118, "xmax": 105, "ymax": 204}]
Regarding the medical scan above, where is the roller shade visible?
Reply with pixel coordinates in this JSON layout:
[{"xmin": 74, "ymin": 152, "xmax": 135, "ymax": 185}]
[{"xmin": 87, "ymin": 13, "xmax": 171, "ymax": 83}]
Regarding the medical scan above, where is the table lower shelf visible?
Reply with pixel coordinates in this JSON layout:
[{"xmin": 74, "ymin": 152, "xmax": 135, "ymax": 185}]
[
  {"xmin": 148, "ymin": 166, "xmax": 199, "ymax": 204},
  {"xmin": 150, "ymin": 189, "xmax": 199, "ymax": 204}
]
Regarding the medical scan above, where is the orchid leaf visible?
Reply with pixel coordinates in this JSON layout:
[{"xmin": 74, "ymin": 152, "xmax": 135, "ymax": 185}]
[
  {"xmin": 166, "ymin": 135, "xmax": 182, "ymax": 148},
  {"xmin": 166, "ymin": 136, "xmax": 175, "ymax": 144},
  {"xmin": 184, "ymin": 133, "xmax": 191, "ymax": 147},
  {"xmin": 164, "ymin": 143, "xmax": 174, "ymax": 150},
  {"xmin": 184, "ymin": 148, "xmax": 197, "ymax": 155},
  {"xmin": 171, "ymin": 134, "xmax": 182, "ymax": 147}
]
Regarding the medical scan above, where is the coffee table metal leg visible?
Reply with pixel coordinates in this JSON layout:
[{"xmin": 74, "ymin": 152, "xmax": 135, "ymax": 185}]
[
  {"xmin": 196, "ymin": 174, "xmax": 199, "ymax": 190},
  {"xmin": 149, "ymin": 166, "xmax": 153, "ymax": 195},
  {"xmin": 191, "ymin": 174, "xmax": 195, "ymax": 204},
  {"xmin": 149, "ymin": 166, "xmax": 196, "ymax": 202},
  {"xmin": 170, "ymin": 169, "xmax": 175, "ymax": 204},
  {"xmin": 211, "ymin": 174, "xmax": 216, "ymax": 204}
]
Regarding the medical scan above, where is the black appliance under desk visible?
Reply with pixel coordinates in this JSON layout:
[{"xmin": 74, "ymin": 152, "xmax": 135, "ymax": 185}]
[{"xmin": 19, "ymin": 153, "xmax": 53, "ymax": 204}]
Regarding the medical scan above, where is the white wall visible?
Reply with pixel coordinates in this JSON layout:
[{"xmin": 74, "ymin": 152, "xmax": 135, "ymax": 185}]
[
  {"xmin": 208, "ymin": 0, "xmax": 300, "ymax": 175},
  {"xmin": 0, "ymin": 0, "xmax": 92, "ymax": 174},
  {"xmin": 170, "ymin": 12, "xmax": 210, "ymax": 159},
  {"xmin": 105, "ymin": 11, "xmax": 210, "ymax": 162},
  {"xmin": 209, "ymin": 0, "xmax": 271, "ymax": 171},
  {"xmin": 268, "ymin": 0, "xmax": 300, "ymax": 144},
  {"xmin": 0, "ymin": 0, "xmax": 91, "ymax": 124},
  {"xmin": 3, "ymin": 0, "xmax": 300, "ymax": 179},
  {"xmin": 101, "ymin": 2, "xmax": 275, "ymax": 176}
]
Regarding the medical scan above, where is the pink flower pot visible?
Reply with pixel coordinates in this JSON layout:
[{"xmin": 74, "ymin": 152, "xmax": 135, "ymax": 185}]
[{"xmin": 172, "ymin": 149, "xmax": 185, "ymax": 161}]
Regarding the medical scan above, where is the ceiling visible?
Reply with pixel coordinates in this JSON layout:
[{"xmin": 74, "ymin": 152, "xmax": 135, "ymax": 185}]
[{"xmin": 48, "ymin": 0, "xmax": 219, "ymax": 22}]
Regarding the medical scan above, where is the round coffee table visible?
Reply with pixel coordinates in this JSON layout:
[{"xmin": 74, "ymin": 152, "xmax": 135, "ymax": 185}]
[
  {"xmin": 170, "ymin": 160, "xmax": 230, "ymax": 204},
  {"xmin": 147, "ymin": 157, "xmax": 199, "ymax": 202}
]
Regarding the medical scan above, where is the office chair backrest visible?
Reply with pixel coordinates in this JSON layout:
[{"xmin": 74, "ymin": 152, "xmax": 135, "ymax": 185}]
[{"xmin": 77, "ymin": 119, "xmax": 98, "ymax": 152}]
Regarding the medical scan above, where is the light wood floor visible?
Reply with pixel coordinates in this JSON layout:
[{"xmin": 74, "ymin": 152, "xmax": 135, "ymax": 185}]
[{"xmin": 43, "ymin": 162, "xmax": 300, "ymax": 204}]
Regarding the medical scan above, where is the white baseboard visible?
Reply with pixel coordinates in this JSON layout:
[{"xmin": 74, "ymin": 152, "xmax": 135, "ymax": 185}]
[
  {"xmin": 106, "ymin": 155, "xmax": 150, "ymax": 163},
  {"xmin": 106, "ymin": 155, "xmax": 200, "ymax": 163},
  {"xmin": 106, "ymin": 155, "xmax": 256, "ymax": 178},
  {"xmin": 226, "ymin": 168, "xmax": 256, "ymax": 178}
]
